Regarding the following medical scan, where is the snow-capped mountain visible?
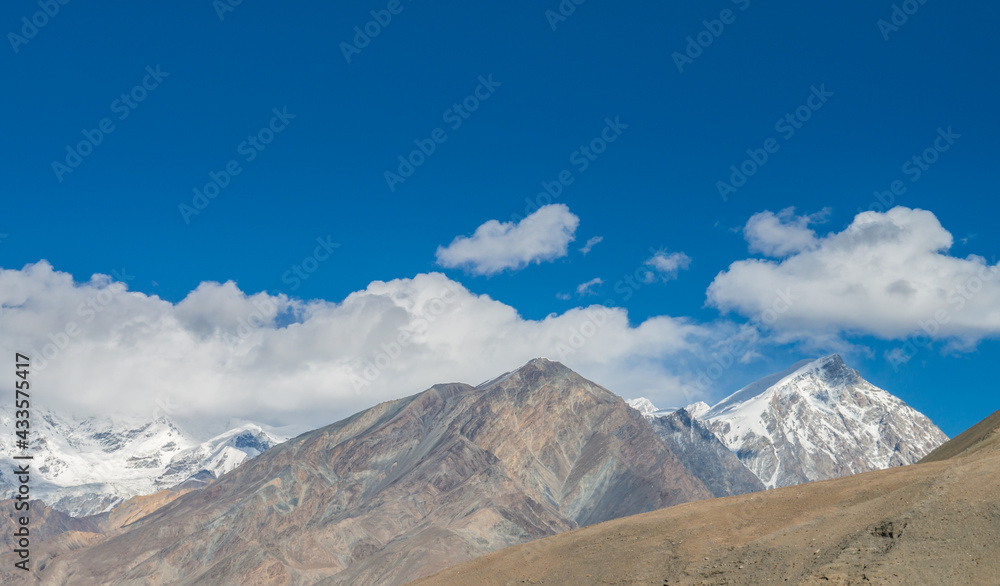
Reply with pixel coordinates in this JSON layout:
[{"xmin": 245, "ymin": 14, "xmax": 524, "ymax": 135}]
[
  {"xmin": 693, "ymin": 354, "xmax": 947, "ymax": 488},
  {"xmin": 0, "ymin": 408, "xmax": 286, "ymax": 517}
]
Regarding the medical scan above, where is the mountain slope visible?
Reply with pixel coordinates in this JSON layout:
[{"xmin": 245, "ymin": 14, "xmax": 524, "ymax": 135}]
[
  {"xmin": 919, "ymin": 407, "xmax": 1000, "ymax": 462},
  {"xmin": 696, "ymin": 354, "xmax": 947, "ymax": 488},
  {"xmin": 414, "ymin": 408, "xmax": 1000, "ymax": 586},
  {"xmin": 644, "ymin": 406, "xmax": 766, "ymax": 497},
  {"xmin": 0, "ymin": 500, "xmax": 100, "ymax": 554},
  {"xmin": 0, "ymin": 409, "xmax": 285, "ymax": 516},
  {"xmin": 625, "ymin": 400, "xmax": 764, "ymax": 498},
  {"xmin": 2, "ymin": 359, "xmax": 712, "ymax": 585}
]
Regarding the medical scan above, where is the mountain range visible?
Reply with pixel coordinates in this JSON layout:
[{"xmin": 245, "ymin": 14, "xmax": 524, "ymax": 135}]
[
  {"xmin": 0, "ymin": 356, "xmax": 948, "ymax": 584},
  {"xmin": 0, "ymin": 409, "xmax": 285, "ymax": 517}
]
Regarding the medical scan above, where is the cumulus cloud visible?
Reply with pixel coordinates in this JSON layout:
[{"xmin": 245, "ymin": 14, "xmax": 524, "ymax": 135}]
[
  {"xmin": 708, "ymin": 207, "xmax": 1000, "ymax": 344},
  {"xmin": 1, "ymin": 261, "xmax": 715, "ymax": 433},
  {"xmin": 580, "ymin": 236, "xmax": 603, "ymax": 255},
  {"xmin": 435, "ymin": 204, "xmax": 579, "ymax": 275},
  {"xmin": 744, "ymin": 207, "xmax": 830, "ymax": 257},
  {"xmin": 644, "ymin": 250, "xmax": 692, "ymax": 282},
  {"xmin": 575, "ymin": 278, "xmax": 604, "ymax": 296}
]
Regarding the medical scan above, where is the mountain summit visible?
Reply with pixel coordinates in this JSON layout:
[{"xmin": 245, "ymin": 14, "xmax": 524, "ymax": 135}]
[{"xmin": 695, "ymin": 354, "xmax": 947, "ymax": 488}]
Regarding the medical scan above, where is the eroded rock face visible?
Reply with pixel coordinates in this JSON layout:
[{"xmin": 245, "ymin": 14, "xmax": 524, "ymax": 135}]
[{"xmin": 10, "ymin": 359, "xmax": 711, "ymax": 585}]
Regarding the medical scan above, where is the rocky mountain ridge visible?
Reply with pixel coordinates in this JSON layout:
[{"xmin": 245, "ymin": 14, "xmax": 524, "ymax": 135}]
[{"xmin": 0, "ymin": 359, "xmax": 715, "ymax": 584}]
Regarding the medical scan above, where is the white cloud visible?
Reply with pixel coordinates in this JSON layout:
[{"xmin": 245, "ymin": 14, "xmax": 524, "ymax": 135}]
[
  {"xmin": 575, "ymin": 278, "xmax": 604, "ymax": 296},
  {"xmin": 644, "ymin": 250, "xmax": 691, "ymax": 282},
  {"xmin": 17, "ymin": 207, "xmax": 987, "ymax": 436},
  {"xmin": 580, "ymin": 236, "xmax": 603, "ymax": 255},
  {"xmin": 435, "ymin": 204, "xmax": 579, "ymax": 275},
  {"xmin": 708, "ymin": 207, "xmax": 1000, "ymax": 344},
  {"xmin": 744, "ymin": 207, "xmax": 830, "ymax": 257},
  {"xmin": 1, "ymin": 261, "xmax": 716, "ymax": 432},
  {"xmin": 884, "ymin": 347, "xmax": 912, "ymax": 365}
]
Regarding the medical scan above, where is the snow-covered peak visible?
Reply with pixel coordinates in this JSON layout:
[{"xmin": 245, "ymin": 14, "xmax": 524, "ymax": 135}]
[
  {"xmin": 695, "ymin": 355, "xmax": 947, "ymax": 489},
  {"xmin": 704, "ymin": 356, "xmax": 842, "ymax": 419},
  {"xmin": 0, "ymin": 408, "xmax": 286, "ymax": 517},
  {"xmin": 625, "ymin": 397, "xmax": 679, "ymax": 418},
  {"xmin": 684, "ymin": 401, "xmax": 712, "ymax": 420},
  {"xmin": 626, "ymin": 398, "xmax": 659, "ymax": 416}
]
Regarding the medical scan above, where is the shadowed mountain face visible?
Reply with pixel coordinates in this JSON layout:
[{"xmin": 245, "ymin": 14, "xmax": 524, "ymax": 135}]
[
  {"xmin": 1, "ymin": 359, "xmax": 711, "ymax": 585},
  {"xmin": 645, "ymin": 407, "xmax": 765, "ymax": 498},
  {"xmin": 414, "ymin": 407, "xmax": 1000, "ymax": 586}
]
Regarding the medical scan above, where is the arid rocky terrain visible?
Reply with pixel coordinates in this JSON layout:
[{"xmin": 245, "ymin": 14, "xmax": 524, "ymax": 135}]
[
  {"xmin": 0, "ymin": 359, "xmax": 716, "ymax": 584},
  {"xmin": 414, "ymin": 407, "xmax": 1000, "ymax": 585}
]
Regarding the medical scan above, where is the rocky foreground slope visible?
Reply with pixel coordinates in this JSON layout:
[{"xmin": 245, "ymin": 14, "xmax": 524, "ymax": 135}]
[
  {"xmin": 0, "ymin": 359, "xmax": 715, "ymax": 584},
  {"xmin": 414, "ymin": 407, "xmax": 1000, "ymax": 586}
]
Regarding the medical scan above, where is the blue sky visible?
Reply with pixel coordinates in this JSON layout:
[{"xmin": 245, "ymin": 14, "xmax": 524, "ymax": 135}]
[{"xmin": 2, "ymin": 1, "xmax": 998, "ymax": 436}]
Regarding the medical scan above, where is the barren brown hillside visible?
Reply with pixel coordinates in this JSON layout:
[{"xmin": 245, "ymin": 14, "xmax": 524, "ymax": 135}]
[
  {"xmin": 414, "ymin": 409, "xmax": 1000, "ymax": 586},
  {"xmin": 920, "ymin": 408, "xmax": 1000, "ymax": 463}
]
